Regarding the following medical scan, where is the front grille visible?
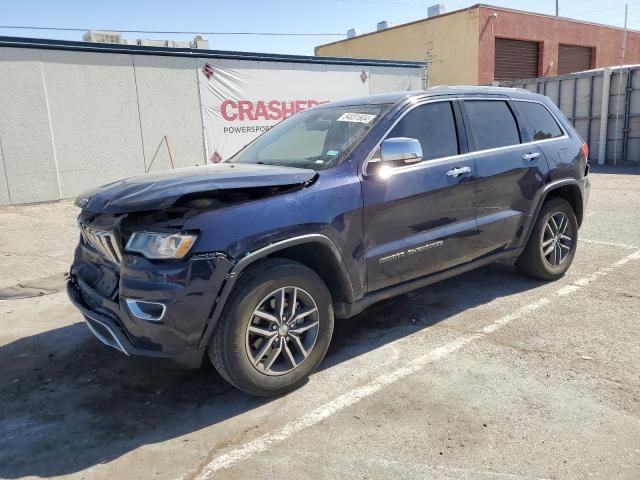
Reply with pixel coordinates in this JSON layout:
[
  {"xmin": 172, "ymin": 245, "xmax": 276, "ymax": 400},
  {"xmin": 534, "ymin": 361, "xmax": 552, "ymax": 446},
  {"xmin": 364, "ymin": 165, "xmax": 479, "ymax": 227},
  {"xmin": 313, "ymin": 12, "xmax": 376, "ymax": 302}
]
[{"xmin": 79, "ymin": 223, "xmax": 123, "ymax": 264}]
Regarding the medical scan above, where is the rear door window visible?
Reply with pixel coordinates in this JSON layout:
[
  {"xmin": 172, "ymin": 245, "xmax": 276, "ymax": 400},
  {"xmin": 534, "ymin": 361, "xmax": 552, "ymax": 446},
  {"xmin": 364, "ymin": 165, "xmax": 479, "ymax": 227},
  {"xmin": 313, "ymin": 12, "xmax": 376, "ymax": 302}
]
[
  {"xmin": 515, "ymin": 101, "xmax": 564, "ymax": 140},
  {"xmin": 464, "ymin": 100, "xmax": 521, "ymax": 151},
  {"xmin": 387, "ymin": 101, "xmax": 459, "ymax": 160}
]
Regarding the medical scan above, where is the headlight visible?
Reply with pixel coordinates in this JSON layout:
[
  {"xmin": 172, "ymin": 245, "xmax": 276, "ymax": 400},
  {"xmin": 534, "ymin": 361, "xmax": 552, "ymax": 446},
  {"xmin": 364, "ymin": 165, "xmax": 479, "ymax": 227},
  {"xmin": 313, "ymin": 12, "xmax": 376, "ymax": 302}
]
[{"xmin": 125, "ymin": 232, "xmax": 197, "ymax": 260}]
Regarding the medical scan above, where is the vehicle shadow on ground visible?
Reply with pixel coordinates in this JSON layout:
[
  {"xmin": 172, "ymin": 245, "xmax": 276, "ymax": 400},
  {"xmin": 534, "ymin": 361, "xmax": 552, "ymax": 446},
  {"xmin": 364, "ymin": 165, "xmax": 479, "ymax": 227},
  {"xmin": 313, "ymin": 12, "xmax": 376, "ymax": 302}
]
[{"xmin": 0, "ymin": 263, "xmax": 542, "ymax": 478}]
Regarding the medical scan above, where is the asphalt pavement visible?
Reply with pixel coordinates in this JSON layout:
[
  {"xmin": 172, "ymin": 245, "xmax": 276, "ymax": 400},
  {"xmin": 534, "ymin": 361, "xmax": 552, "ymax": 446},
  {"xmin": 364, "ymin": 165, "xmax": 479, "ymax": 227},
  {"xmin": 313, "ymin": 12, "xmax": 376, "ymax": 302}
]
[{"xmin": 0, "ymin": 167, "xmax": 639, "ymax": 480}]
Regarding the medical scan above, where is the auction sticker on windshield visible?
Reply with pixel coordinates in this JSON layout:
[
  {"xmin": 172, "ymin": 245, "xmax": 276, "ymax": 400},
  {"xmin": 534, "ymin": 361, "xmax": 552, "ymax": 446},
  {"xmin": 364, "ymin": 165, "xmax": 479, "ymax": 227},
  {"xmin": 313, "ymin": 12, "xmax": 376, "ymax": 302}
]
[{"xmin": 337, "ymin": 112, "xmax": 377, "ymax": 123}]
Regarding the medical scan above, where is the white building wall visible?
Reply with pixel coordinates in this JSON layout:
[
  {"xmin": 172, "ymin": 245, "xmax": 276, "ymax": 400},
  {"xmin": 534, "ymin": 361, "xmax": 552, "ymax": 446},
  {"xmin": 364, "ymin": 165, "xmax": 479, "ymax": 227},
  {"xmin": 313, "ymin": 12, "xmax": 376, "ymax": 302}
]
[
  {"xmin": 133, "ymin": 55, "xmax": 206, "ymax": 172},
  {"xmin": 369, "ymin": 65, "xmax": 424, "ymax": 93},
  {"xmin": 41, "ymin": 50, "xmax": 146, "ymax": 198},
  {"xmin": 0, "ymin": 48, "xmax": 59, "ymax": 204}
]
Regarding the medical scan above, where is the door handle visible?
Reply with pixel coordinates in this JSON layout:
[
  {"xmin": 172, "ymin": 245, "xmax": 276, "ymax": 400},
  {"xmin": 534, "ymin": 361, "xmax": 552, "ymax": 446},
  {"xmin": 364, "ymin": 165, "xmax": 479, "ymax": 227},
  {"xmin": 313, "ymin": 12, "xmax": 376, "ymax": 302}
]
[
  {"xmin": 522, "ymin": 152, "xmax": 541, "ymax": 161},
  {"xmin": 446, "ymin": 166, "xmax": 471, "ymax": 177}
]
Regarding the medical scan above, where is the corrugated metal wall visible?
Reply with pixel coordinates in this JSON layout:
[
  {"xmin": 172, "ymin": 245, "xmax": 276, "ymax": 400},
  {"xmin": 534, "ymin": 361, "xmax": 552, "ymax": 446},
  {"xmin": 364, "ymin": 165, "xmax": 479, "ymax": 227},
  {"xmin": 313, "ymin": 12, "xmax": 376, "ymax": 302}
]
[{"xmin": 499, "ymin": 67, "xmax": 640, "ymax": 165}]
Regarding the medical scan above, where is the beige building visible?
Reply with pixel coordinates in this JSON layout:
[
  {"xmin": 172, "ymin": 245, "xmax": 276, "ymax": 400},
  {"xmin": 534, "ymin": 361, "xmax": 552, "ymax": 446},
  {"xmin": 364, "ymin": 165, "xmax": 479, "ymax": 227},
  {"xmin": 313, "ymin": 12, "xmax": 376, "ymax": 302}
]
[{"xmin": 315, "ymin": 4, "xmax": 640, "ymax": 86}]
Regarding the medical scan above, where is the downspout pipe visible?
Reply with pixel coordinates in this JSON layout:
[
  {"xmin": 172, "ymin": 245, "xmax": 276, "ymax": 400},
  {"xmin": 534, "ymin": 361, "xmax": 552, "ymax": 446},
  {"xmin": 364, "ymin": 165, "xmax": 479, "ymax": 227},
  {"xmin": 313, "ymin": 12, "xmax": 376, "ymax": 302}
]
[{"xmin": 598, "ymin": 68, "xmax": 611, "ymax": 166}]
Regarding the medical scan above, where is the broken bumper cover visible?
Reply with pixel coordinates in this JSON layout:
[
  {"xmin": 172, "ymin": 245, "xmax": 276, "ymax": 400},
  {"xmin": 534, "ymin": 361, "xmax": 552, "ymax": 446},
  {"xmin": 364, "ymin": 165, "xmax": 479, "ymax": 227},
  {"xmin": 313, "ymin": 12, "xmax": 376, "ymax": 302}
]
[{"xmin": 67, "ymin": 243, "xmax": 233, "ymax": 368}]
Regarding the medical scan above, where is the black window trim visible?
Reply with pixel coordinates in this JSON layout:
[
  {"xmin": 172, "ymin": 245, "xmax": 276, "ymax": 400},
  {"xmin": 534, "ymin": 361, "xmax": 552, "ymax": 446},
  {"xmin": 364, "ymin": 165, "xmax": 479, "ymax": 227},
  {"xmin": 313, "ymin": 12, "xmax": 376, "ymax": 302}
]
[
  {"xmin": 385, "ymin": 99, "xmax": 464, "ymax": 161},
  {"xmin": 460, "ymin": 98, "xmax": 524, "ymax": 151},
  {"xmin": 361, "ymin": 96, "xmax": 568, "ymax": 177}
]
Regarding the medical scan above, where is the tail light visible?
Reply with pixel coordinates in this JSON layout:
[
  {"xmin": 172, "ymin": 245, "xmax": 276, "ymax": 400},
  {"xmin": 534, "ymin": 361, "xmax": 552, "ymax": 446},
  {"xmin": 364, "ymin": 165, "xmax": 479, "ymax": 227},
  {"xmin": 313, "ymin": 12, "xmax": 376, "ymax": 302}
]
[
  {"xmin": 579, "ymin": 143, "xmax": 589, "ymax": 176},
  {"xmin": 579, "ymin": 143, "xmax": 589, "ymax": 162}
]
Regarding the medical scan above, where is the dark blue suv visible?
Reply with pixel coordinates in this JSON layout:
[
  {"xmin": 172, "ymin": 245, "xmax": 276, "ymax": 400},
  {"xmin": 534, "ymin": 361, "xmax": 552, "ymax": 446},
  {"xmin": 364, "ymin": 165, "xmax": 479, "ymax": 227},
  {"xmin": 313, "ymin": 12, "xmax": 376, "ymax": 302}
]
[{"xmin": 68, "ymin": 86, "xmax": 590, "ymax": 396}]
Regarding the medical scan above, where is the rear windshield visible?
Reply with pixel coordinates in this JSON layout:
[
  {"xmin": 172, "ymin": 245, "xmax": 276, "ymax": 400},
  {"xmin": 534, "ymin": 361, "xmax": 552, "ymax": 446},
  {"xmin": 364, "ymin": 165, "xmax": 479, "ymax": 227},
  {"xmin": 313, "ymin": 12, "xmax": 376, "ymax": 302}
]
[{"xmin": 229, "ymin": 104, "xmax": 390, "ymax": 170}]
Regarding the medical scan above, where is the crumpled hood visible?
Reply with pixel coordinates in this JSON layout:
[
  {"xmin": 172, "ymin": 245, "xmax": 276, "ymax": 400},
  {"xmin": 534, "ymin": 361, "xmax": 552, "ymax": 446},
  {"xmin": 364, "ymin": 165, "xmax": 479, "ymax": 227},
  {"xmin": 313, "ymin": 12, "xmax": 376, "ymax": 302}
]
[{"xmin": 76, "ymin": 163, "xmax": 317, "ymax": 214}]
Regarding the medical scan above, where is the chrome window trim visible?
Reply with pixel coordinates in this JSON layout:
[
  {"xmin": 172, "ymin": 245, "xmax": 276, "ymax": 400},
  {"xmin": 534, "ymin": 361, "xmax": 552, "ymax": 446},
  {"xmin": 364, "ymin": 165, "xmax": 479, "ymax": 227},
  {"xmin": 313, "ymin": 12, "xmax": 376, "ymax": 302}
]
[{"xmin": 362, "ymin": 96, "xmax": 569, "ymax": 178}]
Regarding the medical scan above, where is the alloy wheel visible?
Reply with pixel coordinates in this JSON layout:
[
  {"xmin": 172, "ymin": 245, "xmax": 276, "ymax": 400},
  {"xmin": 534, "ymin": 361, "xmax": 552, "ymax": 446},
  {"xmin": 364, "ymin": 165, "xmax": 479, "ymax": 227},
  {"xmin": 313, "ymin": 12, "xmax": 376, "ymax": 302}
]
[
  {"xmin": 542, "ymin": 211, "xmax": 573, "ymax": 267},
  {"xmin": 245, "ymin": 286, "xmax": 320, "ymax": 376}
]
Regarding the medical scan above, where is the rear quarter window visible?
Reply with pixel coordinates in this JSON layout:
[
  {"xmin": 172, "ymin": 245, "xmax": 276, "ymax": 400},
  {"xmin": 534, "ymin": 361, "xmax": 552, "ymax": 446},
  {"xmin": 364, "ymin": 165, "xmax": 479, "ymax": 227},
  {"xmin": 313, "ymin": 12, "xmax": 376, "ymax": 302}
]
[{"xmin": 515, "ymin": 101, "xmax": 564, "ymax": 141}]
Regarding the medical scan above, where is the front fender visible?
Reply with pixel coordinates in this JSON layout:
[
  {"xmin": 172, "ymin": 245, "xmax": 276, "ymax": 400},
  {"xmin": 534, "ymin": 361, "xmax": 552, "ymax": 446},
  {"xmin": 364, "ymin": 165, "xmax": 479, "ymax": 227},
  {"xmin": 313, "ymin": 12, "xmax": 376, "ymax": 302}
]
[
  {"xmin": 196, "ymin": 233, "xmax": 356, "ymax": 349},
  {"xmin": 183, "ymin": 168, "xmax": 365, "ymax": 349}
]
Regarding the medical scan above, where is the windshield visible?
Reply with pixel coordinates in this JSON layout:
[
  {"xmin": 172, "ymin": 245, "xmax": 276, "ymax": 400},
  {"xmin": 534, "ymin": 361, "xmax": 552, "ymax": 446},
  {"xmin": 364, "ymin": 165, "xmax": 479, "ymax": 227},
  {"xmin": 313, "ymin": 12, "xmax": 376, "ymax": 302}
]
[{"xmin": 229, "ymin": 104, "xmax": 390, "ymax": 170}]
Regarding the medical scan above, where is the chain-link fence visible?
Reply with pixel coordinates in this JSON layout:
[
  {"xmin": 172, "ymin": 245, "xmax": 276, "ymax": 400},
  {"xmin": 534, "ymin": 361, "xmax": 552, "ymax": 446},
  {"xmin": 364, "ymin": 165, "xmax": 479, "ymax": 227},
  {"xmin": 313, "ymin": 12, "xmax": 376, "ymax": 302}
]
[{"xmin": 498, "ymin": 67, "xmax": 640, "ymax": 165}]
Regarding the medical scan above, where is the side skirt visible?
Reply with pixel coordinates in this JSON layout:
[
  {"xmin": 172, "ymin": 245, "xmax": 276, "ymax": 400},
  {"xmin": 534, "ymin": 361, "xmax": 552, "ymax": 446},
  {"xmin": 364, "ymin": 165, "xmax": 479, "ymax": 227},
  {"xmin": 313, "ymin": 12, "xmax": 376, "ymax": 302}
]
[{"xmin": 334, "ymin": 249, "xmax": 522, "ymax": 319}]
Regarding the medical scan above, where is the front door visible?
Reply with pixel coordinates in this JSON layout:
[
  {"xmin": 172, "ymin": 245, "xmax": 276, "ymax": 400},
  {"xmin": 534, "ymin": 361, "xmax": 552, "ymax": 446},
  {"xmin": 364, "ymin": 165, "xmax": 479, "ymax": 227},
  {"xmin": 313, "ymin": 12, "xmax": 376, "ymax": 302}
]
[{"xmin": 362, "ymin": 100, "xmax": 478, "ymax": 293}]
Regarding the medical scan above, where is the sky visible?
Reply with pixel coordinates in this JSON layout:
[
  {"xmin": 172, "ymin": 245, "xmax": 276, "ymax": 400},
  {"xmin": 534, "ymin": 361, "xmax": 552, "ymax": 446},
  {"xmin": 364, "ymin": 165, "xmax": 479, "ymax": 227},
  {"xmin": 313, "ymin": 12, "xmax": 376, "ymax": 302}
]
[{"xmin": 0, "ymin": 0, "xmax": 639, "ymax": 56}]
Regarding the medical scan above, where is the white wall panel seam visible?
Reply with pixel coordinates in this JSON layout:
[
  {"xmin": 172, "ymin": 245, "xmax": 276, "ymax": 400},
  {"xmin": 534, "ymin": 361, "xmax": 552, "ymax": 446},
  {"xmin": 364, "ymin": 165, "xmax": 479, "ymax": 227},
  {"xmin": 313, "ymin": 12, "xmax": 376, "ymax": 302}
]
[
  {"xmin": 132, "ymin": 55, "xmax": 148, "ymax": 172},
  {"xmin": 194, "ymin": 58, "xmax": 208, "ymax": 165},
  {"xmin": 0, "ymin": 134, "xmax": 12, "ymax": 204},
  {"xmin": 38, "ymin": 48, "xmax": 62, "ymax": 200}
]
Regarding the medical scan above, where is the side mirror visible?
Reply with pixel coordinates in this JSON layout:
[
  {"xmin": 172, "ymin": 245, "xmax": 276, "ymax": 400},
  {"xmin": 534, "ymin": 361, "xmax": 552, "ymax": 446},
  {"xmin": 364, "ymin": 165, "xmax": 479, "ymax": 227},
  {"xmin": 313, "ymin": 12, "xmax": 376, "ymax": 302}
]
[{"xmin": 380, "ymin": 137, "xmax": 423, "ymax": 164}]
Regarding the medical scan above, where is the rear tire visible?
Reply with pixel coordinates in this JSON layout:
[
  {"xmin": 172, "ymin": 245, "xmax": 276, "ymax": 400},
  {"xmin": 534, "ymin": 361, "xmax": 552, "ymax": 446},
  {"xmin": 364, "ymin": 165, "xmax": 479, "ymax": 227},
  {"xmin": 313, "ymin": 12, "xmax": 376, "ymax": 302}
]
[
  {"xmin": 209, "ymin": 258, "xmax": 334, "ymax": 396},
  {"xmin": 516, "ymin": 197, "xmax": 578, "ymax": 281}
]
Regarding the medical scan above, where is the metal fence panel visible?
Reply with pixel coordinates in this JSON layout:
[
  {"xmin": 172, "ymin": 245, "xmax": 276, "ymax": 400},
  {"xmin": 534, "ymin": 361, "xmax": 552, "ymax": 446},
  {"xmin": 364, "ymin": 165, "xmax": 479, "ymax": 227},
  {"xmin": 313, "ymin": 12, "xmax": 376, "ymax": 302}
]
[
  {"xmin": 608, "ymin": 71, "xmax": 627, "ymax": 164},
  {"xmin": 499, "ymin": 67, "xmax": 640, "ymax": 165},
  {"xmin": 546, "ymin": 81, "xmax": 559, "ymax": 105},
  {"xmin": 629, "ymin": 70, "xmax": 640, "ymax": 161}
]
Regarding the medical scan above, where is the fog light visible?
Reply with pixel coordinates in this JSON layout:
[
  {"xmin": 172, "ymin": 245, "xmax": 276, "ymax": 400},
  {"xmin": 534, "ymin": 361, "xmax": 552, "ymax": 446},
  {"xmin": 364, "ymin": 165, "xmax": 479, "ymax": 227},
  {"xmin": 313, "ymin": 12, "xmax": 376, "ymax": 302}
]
[{"xmin": 126, "ymin": 299, "xmax": 166, "ymax": 322}]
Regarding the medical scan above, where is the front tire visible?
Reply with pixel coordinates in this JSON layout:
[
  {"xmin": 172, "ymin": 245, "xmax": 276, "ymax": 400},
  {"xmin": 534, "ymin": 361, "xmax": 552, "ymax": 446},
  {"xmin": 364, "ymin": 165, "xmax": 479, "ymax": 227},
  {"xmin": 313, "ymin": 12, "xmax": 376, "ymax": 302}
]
[
  {"xmin": 209, "ymin": 258, "xmax": 334, "ymax": 396},
  {"xmin": 516, "ymin": 197, "xmax": 578, "ymax": 281}
]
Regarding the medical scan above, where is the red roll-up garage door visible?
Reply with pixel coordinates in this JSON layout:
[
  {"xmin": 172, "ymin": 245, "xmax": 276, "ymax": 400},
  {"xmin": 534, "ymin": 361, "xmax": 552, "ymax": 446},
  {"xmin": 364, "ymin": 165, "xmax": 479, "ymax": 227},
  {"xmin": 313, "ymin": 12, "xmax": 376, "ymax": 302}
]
[
  {"xmin": 558, "ymin": 45, "xmax": 593, "ymax": 75},
  {"xmin": 494, "ymin": 38, "xmax": 540, "ymax": 81}
]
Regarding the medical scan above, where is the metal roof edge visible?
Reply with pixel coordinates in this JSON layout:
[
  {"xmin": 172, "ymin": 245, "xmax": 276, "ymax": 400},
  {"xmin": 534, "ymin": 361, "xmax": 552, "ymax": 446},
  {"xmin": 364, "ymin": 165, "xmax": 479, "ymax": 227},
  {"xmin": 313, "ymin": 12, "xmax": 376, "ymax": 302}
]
[
  {"xmin": 0, "ymin": 35, "xmax": 426, "ymax": 68},
  {"xmin": 476, "ymin": 4, "xmax": 640, "ymax": 33},
  {"xmin": 315, "ymin": 4, "xmax": 480, "ymax": 50},
  {"xmin": 315, "ymin": 2, "xmax": 639, "ymax": 50}
]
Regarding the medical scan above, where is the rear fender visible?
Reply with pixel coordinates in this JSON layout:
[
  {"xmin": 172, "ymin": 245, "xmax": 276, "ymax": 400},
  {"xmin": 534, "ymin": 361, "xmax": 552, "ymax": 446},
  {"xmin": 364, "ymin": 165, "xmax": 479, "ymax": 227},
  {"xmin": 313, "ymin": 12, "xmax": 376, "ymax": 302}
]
[{"xmin": 522, "ymin": 178, "xmax": 585, "ymax": 248}]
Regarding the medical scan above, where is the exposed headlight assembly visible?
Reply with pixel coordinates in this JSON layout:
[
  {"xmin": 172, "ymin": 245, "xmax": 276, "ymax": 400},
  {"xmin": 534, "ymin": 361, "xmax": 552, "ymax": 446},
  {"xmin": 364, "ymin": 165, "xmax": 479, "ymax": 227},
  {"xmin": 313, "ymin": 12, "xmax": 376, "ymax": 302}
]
[{"xmin": 125, "ymin": 232, "xmax": 197, "ymax": 260}]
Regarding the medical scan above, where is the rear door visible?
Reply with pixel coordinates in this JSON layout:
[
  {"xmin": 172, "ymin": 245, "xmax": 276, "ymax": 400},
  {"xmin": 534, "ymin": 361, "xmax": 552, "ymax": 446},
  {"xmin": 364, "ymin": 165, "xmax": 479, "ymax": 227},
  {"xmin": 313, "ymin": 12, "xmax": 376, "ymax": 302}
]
[
  {"xmin": 512, "ymin": 99, "xmax": 571, "ymax": 169},
  {"xmin": 361, "ymin": 99, "xmax": 478, "ymax": 292},
  {"xmin": 461, "ymin": 98, "xmax": 547, "ymax": 255}
]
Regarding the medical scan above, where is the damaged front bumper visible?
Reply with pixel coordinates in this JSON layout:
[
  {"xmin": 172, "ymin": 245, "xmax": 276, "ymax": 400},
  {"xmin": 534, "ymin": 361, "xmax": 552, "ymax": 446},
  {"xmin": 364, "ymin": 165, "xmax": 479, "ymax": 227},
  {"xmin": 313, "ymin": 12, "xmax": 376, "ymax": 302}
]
[{"xmin": 68, "ymin": 241, "xmax": 233, "ymax": 368}]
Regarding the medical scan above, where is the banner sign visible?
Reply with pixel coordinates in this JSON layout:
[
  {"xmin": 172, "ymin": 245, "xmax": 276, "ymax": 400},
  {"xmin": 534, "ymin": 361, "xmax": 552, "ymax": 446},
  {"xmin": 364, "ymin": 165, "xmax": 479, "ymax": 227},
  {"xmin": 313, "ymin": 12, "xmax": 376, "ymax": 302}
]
[{"xmin": 198, "ymin": 59, "xmax": 380, "ymax": 162}]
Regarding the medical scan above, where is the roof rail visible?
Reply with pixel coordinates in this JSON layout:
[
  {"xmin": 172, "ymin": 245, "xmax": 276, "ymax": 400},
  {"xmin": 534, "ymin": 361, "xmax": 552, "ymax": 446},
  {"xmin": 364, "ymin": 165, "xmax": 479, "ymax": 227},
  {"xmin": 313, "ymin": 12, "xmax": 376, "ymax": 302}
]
[{"xmin": 427, "ymin": 84, "xmax": 530, "ymax": 93}]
